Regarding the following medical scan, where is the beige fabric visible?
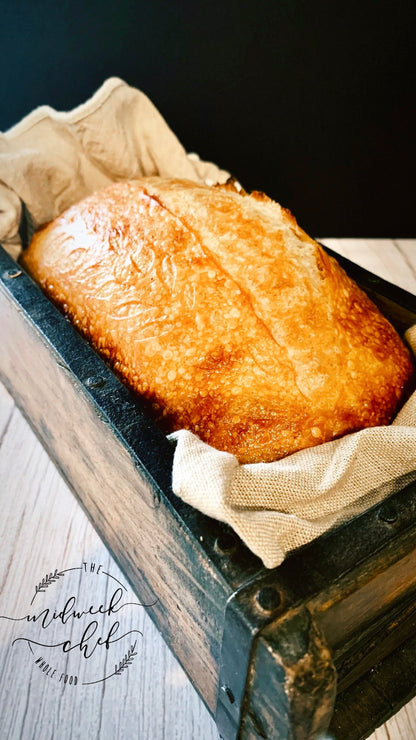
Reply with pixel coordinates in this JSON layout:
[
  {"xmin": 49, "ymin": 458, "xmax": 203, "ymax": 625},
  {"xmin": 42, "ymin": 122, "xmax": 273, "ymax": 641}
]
[
  {"xmin": 1, "ymin": 78, "xmax": 414, "ymax": 570},
  {"xmin": 0, "ymin": 77, "xmax": 229, "ymax": 259},
  {"xmin": 171, "ymin": 326, "xmax": 416, "ymax": 568}
]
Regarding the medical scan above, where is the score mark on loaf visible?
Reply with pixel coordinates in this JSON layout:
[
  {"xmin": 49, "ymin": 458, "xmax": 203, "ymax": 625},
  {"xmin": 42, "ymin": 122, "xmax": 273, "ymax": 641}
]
[{"xmin": 21, "ymin": 177, "xmax": 415, "ymax": 463}]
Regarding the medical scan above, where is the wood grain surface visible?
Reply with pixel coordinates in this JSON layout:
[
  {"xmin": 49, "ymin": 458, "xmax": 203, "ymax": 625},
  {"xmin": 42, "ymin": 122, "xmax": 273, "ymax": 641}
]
[{"xmin": 0, "ymin": 239, "xmax": 415, "ymax": 740}]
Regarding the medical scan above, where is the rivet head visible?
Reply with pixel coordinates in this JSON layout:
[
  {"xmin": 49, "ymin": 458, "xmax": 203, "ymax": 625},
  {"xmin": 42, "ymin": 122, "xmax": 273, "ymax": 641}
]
[
  {"xmin": 256, "ymin": 585, "xmax": 281, "ymax": 612},
  {"xmin": 221, "ymin": 685, "xmax": 235, "ymax": 704},
  {"xmin": 215, "ymin": 531, "xmax": 238, "ymax": 554},
  {"xmin": 85, "ymin": 375, "xmax": 106, "ymax": 389},
  {"xmin": 3, "ymin": 268, "xmax": 22, "ymax": 279},
  {"xmin": 378, "ymin": 504, "xmax": 398, "ymax": 524}
]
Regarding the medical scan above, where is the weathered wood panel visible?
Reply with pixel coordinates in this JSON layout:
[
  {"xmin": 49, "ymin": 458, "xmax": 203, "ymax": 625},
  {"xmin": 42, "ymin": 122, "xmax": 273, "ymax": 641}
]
[
  {"xmin": 0, "ymin": 267, "xmax": 231, "ymax": 714},
  {"xmin": 2, "ymin": 238, "xmax": 416, "ymax": 739}
]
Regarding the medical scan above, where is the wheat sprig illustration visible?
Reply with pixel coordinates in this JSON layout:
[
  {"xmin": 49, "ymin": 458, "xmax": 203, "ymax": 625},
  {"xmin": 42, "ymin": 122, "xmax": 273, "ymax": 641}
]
[
  {"xmin": 31, "ymin": 568, "xmax": 65, "ymax": 604},
  {"xmin": 114, "ymin": 641, "xmax": 138, "ymax": 675}
]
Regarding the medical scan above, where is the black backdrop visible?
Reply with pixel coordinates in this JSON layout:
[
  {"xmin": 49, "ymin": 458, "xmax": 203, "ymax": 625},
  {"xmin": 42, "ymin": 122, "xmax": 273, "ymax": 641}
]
[{"xmin": 1, "ymin": 0, "xmax": 415, "ymax": 237}]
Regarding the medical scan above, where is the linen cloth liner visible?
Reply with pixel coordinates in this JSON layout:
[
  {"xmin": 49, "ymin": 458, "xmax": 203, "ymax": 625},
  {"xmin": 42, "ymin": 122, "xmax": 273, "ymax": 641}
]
[{"xmin": 1, "ymin": 77, "xmax": 415, "ymax": 569}]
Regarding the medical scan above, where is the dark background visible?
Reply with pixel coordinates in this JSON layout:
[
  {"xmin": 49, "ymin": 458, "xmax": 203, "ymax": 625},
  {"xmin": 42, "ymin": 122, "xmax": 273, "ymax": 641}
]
[{"xmin": 1, "ymin": 0, "xmax": 415, "ymax": 237}]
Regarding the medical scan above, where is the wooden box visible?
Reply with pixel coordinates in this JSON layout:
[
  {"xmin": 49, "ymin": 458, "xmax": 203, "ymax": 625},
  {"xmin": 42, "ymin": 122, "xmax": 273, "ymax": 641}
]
[{"xmin": 1, "ymin": 237, "xmax": 416, "ymax": 740}]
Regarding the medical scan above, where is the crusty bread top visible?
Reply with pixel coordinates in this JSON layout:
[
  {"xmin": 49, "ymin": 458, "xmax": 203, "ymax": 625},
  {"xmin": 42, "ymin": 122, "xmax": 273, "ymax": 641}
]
[{"xmin": 21, "ymin": 177, "xmax": 415, "ymax": 463}]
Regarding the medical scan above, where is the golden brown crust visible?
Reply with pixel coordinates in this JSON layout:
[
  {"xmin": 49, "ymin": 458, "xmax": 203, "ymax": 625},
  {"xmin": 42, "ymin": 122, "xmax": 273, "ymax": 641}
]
[{"xmin": 21, "ymin": 177, "xmax": 415, "ymax": 463}]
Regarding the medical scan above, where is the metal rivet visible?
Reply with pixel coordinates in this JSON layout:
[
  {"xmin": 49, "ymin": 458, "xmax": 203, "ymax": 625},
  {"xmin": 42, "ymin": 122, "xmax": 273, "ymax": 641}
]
[
  {"xmin": 256, "ymin": 585, "xmax": 281, "ymax": 612},
  {"xmin": 3, "ymin": 268, "xmax": 22, "ymax": 279},
  {"xmin": 85, "ymin": 375, "xmax": 106, "ymax": 389},
  {"xmin": 215, "ymin": 531, "xmax": 238, "ymax": 554},
  {"xmin": 221, "ymin": 685, "xmax": 235, "ymax": 704},
  {"xmin": 378, "ymin": 504, "xmax": 398, "ymax": 524}
]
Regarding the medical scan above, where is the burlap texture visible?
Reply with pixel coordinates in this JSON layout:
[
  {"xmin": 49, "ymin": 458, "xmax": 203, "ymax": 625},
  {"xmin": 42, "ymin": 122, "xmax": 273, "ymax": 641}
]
[
  {"xmin": 1, "ymin": 79, "xmax": 414, "ymax": 569},
  {"xmin": 172, "ymin": 326, "xmax": 416, "ymax": 568},
  {"xmin": 0, "ymin": 77, "xmax": 229, "ymax": 258}
]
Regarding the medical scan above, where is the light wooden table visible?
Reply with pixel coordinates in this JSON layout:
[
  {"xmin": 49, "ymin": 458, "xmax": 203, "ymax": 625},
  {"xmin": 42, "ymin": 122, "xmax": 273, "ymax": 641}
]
[{"xmin": 0, "ymin": 239, "xmax": 415, "ymax": 740}]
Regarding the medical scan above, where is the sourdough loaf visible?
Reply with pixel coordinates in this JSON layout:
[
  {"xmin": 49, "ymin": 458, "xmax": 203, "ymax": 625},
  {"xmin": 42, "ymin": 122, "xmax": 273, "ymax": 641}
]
[{"xmin": 21, "ymin": 177, "xmax": 414, "ymax": 463}]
